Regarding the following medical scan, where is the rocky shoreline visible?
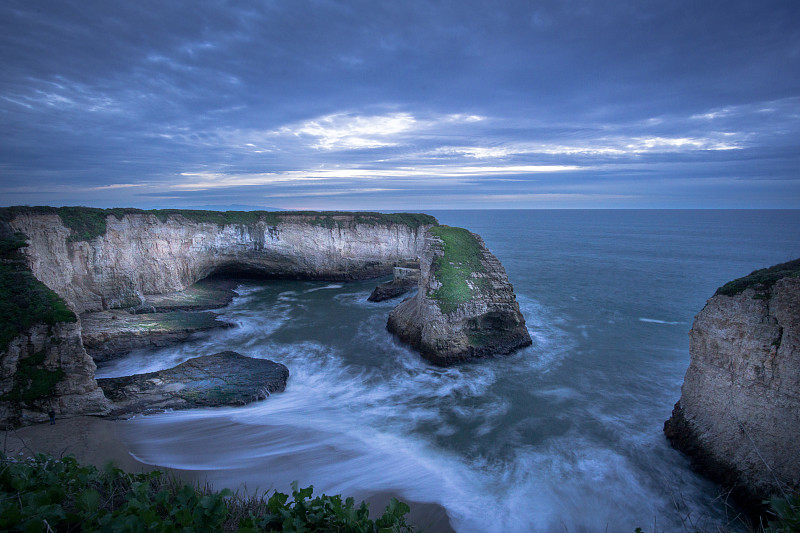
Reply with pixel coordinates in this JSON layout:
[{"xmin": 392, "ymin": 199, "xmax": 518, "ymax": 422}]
[
  {"xmin": 81, "ymin": 310, "xmax": 232, "ymax": 362},
  {"xmin": 1, "ymin": 208, "xmax": 532, "ymax": 426}
]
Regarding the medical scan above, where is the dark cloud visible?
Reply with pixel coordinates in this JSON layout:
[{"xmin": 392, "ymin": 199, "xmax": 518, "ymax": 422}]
[{"xmin": 1, "ymin": 0, "xmax": 798, "ymax": 208}]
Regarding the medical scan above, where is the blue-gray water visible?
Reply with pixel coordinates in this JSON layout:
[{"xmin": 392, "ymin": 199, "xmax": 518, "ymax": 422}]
[{"xmin": 97, "ymin": 210, "xmax": 800, "ymax": 532}]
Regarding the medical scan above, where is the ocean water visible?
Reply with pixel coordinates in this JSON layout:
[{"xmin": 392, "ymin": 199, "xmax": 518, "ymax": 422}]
[{"xmin": 96, "ymin": 210, "xmax": 800, "ymax": 532}]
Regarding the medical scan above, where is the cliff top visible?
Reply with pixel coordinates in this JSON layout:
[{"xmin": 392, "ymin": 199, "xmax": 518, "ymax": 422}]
[
  {"xmin": 429, "ymin": 225, "xmax": 488, "ymax": 314},
  {"xmin": 715, "ymin": 257, "xmax": 800, "ymax": 297},
  {"xmin": 0, "ymin": 206, "xmax": 438, "ymax": 242}
]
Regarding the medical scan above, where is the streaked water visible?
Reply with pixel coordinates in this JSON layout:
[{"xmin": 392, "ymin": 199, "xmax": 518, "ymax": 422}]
[{"xmin": 96, "ymin": 210, "xmax": 800, "ymax": 532}]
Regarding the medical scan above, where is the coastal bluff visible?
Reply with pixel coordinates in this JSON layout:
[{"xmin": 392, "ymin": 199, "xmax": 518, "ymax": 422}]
[
  {"xmin": 1, "ymin": 207, "xmax": 529, "ymax": 426},
  {"xmin": 664, "ymin": 259, "xmax": 800, "ymax": 511},
  {"xmin": 388, "ymin": 226, "xmax": 531, "ymax": 365}
]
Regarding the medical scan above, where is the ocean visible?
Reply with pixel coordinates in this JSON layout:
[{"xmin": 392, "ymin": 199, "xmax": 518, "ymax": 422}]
[{"xmin": 96, "ymin": 209, "xmax": 800, "ymax": 532}]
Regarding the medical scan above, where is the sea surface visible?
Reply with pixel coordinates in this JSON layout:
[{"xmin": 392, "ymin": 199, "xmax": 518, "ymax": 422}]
[{"xmin": 97, "ymin": 210, "xmax": 800, "ymax": 532}]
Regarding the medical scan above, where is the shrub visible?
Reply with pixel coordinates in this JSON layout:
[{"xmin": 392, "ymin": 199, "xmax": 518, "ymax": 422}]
[
  {"xmin": 0, "ymin": 453, "xmax": 415, "ymax": 532},
  {"xmin": 716, "ymin": 258, "xmax": 800, "ymax": 297}
]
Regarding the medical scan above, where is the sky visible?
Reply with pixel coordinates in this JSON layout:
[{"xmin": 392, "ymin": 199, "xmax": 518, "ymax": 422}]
[{"xmin": 1, "ymin": 0, "xmax": 799, "ymax": 210}]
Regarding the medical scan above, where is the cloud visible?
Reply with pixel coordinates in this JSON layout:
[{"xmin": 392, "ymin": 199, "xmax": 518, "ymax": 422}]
[
  {"xmin": 170, "ymin": 164, "xmax": 584, "ymax": 191},
  {"xmin": 0, "ymin": 1, "xmax": 798, "ymax": 209},
  {"xmin": 277, "ymin": 112, "xmax": 416, "ymax": 150}
]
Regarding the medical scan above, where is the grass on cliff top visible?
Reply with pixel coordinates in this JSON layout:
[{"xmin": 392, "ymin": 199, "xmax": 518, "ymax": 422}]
[
  {"xmin": 428, "ymin": 225, "xmax": 487, "ymax": 314},
  {"xmin": 716, "ymin": 258, "xmax": 800, "ymax": 297},
  {"xmin": 0, "ymin": 232, "xmax": 76, "ymax": 354},
  {"xmin": 0, "ymin": 453, "xmax": 414, "ymax": 532},
  {"xmin": 0, "ymin": 206, "xmax": 437, "ymax": 242}
]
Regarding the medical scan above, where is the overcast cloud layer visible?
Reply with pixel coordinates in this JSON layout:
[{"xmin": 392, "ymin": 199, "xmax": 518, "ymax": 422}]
[{"xmin": 1, "ymin": 0, "xmax": 799, "ymax": 209}]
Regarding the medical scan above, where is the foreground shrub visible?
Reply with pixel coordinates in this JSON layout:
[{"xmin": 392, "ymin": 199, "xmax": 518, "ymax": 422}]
[{"xmin": 0, "ymin": 453, "xmax": 414, "ymax": 532}]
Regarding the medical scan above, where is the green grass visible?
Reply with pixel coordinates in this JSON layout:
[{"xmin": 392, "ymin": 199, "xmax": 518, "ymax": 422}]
[
  {"xmin": 428, "ymin": 225, "xmax": 488, "ymax": 314},
  {"xmin": 0, "ymin": 453, "xmax": 414, "ymax": 532},
  {"xmin": 0, "ymin": 206, "xmax": 438, "ymax": 242},
  {"xmin": 716, "ymin": 258, "xmax": 800, "ymax": 297}
]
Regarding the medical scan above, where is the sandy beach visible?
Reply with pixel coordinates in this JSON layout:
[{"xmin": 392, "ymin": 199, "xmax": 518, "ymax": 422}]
[
  {"xmin": 2, "ymin": 416, "xmax": 161, "ymax": 474},
  {"xmin": 1, "ymin": 416, "xmax": 455, "ymax": 532}
]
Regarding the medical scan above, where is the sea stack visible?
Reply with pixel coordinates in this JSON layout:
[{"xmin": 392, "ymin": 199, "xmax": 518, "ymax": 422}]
[
  {"xmin": 387, "ymin": 226, "xmax": 531, "ymax": 366},
  {"xmin": 664, "ymin": 259, "xmax": 800, "ymax": 510}
]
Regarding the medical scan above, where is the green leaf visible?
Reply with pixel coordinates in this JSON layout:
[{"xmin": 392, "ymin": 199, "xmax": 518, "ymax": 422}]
[{"xmin": 78, "ymin": 488, "xmax": 101, "ymax": 512}]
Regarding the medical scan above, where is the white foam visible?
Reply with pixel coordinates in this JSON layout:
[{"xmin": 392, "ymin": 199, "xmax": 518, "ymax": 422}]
[
  {"xmin": 639, "ymin": 318, "xmax": 684, "ymax": 325},
  {"xmin": 109, "ymin": 280, "xmax": 730, "ymax": 532},
  {"xmin": 304, "ymin": 283, "xmax": 344, "ymax": 293}
]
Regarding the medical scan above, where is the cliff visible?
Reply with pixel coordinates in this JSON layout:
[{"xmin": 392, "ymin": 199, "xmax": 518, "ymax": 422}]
[
  {"xmin": 387, "ymin": 226, "xmax": 531, "ymax": 365},
  {"xmin": 6, "ymin": 208, "xmax": 432, "ymax": 313},
  {"xmin": 0, "ymin": 225, "xmax": 109, "ymax": 426},
  {"xmin": 1, "ymin": 207, "xmax": 530, "ymax": 425},
  {"xmin": 664, "ymin": 259, "xmax": 800, "ymax": 510}
]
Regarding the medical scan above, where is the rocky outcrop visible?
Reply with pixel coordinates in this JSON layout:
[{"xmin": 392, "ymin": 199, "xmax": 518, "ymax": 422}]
[
  {"xmin": 1, "ymin": 322, "xmax": 109, "ymax": 426},
  {"xmin": 81, "ymin": 310, "xmax": 232, "ymax": 362},
  {"xmin": 387, "ymin": 226, "xmax": 531, "ymax": 366},
  {"xmin": 131, "ymin": 277, "xmax": 238, "ymax": 313},
  {"xmin": 665, "ymin": 261, "xmax": 800, "ymax": 510},
  {"xmin": 9, "ymin": 211, "xmax": 430, "ymax": 313},
  {"xmin": 368, "ymin": 266, "xmax": 420, "ymax": 302},
  {"xmin": 97, "ymin": 351, "xmax": 289, "ymax": 416}
]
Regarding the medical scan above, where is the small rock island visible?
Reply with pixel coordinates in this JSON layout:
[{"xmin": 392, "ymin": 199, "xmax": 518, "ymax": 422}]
[{"xmin": 0, "ymin": 207, "xmax": 530, "ymax": 426}]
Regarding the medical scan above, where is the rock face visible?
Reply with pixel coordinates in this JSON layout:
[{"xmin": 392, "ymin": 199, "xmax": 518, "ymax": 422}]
[
  {"xmin": 387, "ymin": 226, "xmax": 531, "ymax": 366},
  {"xmin": 1, "ymin": 322, "xmax": 109, "ymax": 426},
  {"xmin": 81, "ymin": 310, "xmax": 232, "ymax": 362},
  {"xmin": 368, "ymin": 266, "xmax": 420, "ymax": 302},
  {"xmin": 97, "ymin": 351, "xmax": 289, "ymax": 416},
  {"xmin": 665, "ymin": 266, "xmax": 800, "ymax": 510},
  {"xmin": 10, "ymin": 212, "xmax": 429, "ymax": 313}
]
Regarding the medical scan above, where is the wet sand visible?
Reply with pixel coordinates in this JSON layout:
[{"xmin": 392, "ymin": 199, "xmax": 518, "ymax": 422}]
[{"xmin": 1, "ymin": 416, "xmax": 455, "ymax": 533}]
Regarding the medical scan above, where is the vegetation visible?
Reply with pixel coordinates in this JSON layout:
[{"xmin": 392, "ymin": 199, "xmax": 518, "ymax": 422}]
[
  {"xmin": 0, "ymin": 350, "xmax": 64, "ymax": 403},
  {"xmin": 428, "ymin": 225, "xmax": 487, "ymax": 314},
  {"xmin": 0, "ymin": 453, "xmax": 414, "ymax": 532},
  {"xmin": 632, "ymin": 491, "xmax": 800, "ymax": 533},
  {"xmin": 716, "ymin": 258, "xmax": 800, "ymax": 297},
  {"xmin": 0, "ymin": 228, "xmax": 74, "ymax": 405},
  {"xmin": 0, "ymin": 233, "xmax": 76, "ymax": 355},
  {"xmin": 0, "ymin": 206, "xmax": 437, "ymax": 243},
  {"xmin": 763, "ymin": 492, "xmax": 800, "ymax": 533}
]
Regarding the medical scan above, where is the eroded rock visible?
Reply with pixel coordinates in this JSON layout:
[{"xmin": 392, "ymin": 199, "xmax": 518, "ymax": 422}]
[
  {"xmin": 368, "ymin": 266, "xmax": 420, "ymax": 302},
  {"xmin": 81, "ymin": 310, "xmax": 232, "ymax": 362},
  {"xmin": 1, "ymin": 322, "xmax": 109, "ymax": 426},
  {"xmin": 665, "ymin": 264, "xmax": 800, "ymax": 511},
  {"xmin": 97, "ymin": 351, "xmax": 289, "ymax": 416},
  {"xmin": 387, "ymin": 226, "xmax": 531, "ymax": 365}
]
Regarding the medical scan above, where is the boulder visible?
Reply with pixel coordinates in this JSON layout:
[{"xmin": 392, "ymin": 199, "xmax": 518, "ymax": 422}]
[
  {"xmin": 369, "ymin": 267, "xmax": 420, "ymax": 302},
  {"xmin": 97, "ymin": 351, "xmax": 289, "ymax": 416}
]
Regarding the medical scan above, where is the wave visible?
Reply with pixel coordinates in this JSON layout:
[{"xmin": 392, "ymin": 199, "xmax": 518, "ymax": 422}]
[
  {"xmin": 108, "ymin": 279, "xmax": 730, "ymax": 532},
  {"xmin": 639, "ymin": 318, "xmax": 684, "ymax": 325},
  {"xmin": 304, "ymin": 283, "xmax": 344, "ymax": 293}
]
